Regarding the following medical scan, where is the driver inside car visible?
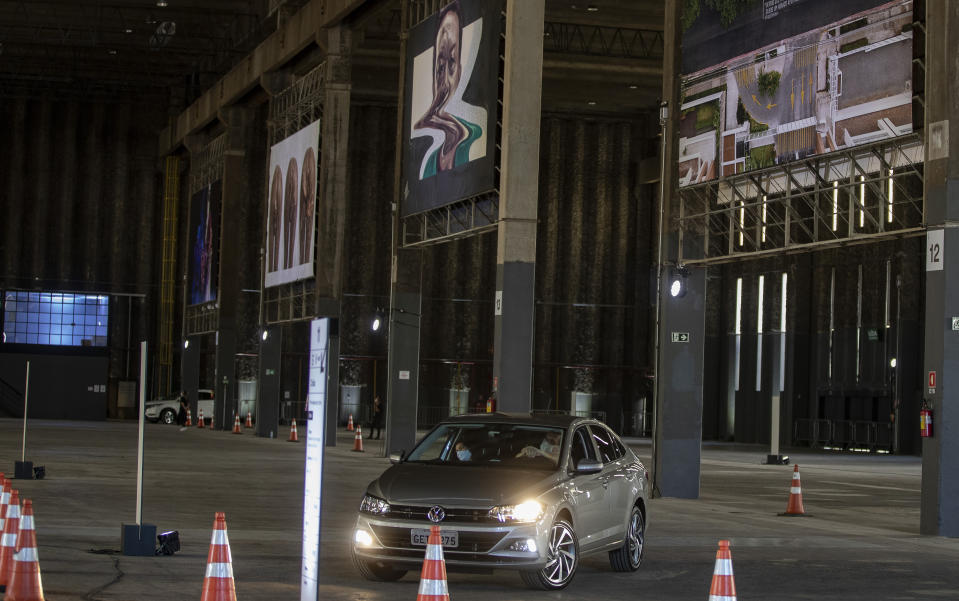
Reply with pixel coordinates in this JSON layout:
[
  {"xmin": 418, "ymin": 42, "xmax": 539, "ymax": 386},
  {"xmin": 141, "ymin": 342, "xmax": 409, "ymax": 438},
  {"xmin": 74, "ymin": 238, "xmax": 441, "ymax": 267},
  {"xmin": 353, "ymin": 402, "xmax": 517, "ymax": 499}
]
[{"xmin": 515, "ymin": 430, "xmax": 562, "ymax": 461}]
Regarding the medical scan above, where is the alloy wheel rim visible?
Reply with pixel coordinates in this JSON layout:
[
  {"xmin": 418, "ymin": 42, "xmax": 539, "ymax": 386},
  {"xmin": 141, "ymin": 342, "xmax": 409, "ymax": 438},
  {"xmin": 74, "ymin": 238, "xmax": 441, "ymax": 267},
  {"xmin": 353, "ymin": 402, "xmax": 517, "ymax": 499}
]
[
  {"xmin": 627, "ymin": 510, "xmax": 644, "ymax": 566},
  {"xmin": 543, "ymin": 522, "xmax": 576, "ymax": 585}
]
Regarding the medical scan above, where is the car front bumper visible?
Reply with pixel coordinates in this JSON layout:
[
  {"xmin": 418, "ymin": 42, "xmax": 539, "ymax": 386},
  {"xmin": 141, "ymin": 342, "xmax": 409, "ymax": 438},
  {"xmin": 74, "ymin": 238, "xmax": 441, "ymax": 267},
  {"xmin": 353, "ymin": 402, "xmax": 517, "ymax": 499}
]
[{"xmin": 352, "ymin": 514, "xmax": 550, "ymax": 570}]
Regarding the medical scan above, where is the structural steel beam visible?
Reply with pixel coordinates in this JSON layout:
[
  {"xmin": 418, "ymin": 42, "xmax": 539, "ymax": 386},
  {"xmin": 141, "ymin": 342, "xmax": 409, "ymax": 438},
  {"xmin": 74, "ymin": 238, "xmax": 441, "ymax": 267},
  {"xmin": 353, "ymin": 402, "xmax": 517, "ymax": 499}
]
[{"xmin": 158, "ymin": 0, "xmax": 365, "ymax": 155}]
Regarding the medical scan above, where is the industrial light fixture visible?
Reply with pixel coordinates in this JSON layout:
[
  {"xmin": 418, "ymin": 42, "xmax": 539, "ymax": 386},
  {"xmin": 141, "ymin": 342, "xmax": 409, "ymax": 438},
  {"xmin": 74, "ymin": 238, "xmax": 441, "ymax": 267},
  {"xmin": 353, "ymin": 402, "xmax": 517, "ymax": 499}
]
[
  {"xmin": 587, "ymin": 100, "xmax": 596, "ymax": 106},
  {"xmin": 261, "ymin": 329, "xmax": 269, "ymax": 341},
  {"xmin": 156, "ymin": 0, "xmax": 168, "ymax": 7},
  {"xmin": 371, "ymin": 308, "xmax": 385, "ymax": 332},
  {"xmin": 669, "ymin": 267, "xmax": 688, "ymax": 298},
  {"xmin": 890, "ymin": 357, "xmax": 897, "ymax": 368},
  {"xmin": 587, "ymin": 4, "xmax": 599, "ymax": 11},
  {"xmin": 183, "ymin": 339, "xmax": 189, "ymax": 349},
  {"xmin": 156, "ymin": 530, "xmax": 180, "ymax": 555}
]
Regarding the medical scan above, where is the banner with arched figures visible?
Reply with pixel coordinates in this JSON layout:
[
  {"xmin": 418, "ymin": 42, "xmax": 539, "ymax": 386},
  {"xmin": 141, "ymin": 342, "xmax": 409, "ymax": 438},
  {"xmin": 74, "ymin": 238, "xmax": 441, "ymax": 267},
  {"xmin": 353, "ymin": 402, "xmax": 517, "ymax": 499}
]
[{"xmin": 265, "ymin": 119, "xmax": 320, "ymax": 288}]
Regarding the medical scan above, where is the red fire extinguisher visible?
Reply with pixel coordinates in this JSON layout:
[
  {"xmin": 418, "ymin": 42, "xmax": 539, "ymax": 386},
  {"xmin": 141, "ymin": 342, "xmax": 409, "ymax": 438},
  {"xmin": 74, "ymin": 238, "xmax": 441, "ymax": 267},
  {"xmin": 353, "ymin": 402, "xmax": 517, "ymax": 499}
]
[{"xmin": 920, "ymin": 401, "xmax": 933, "ymax": 438}]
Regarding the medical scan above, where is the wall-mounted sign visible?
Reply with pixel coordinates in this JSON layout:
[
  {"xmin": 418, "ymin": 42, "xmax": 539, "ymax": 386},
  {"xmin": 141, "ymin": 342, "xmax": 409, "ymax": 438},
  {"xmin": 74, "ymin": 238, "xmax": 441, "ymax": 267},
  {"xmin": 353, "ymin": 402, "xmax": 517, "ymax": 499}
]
[
  {"xmin": 672, "ymin": 332, "xmax": 690, "ymax": 343},
  {"xmin": 399, "ymin": 370, "xmax": 411, "ymax": 380}
]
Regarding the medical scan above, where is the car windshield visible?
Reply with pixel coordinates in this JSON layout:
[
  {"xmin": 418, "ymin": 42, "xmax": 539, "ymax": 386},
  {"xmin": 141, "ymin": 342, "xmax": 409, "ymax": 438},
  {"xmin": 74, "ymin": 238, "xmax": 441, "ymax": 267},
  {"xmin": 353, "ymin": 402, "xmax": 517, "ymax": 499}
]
[{"xmin": 405, "ymin": 423, "xmax": 565, "ymax": 470}]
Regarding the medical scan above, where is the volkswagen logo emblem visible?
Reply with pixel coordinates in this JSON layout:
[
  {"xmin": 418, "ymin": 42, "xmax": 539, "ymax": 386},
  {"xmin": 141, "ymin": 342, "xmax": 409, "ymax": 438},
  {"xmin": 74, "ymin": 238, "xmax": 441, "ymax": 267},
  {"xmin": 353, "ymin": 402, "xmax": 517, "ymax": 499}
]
[{"xmin": 427, "ymin": 506, "xmax": 446, "ymax": 523}]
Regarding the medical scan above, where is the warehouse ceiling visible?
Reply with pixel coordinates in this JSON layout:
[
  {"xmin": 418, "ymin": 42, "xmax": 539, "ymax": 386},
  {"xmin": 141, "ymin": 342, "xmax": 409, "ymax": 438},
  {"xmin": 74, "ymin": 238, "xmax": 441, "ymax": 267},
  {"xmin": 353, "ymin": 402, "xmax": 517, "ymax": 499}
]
[{"xmin": 0, "ymin": 0, "xmax": 664, "ymax": 115}]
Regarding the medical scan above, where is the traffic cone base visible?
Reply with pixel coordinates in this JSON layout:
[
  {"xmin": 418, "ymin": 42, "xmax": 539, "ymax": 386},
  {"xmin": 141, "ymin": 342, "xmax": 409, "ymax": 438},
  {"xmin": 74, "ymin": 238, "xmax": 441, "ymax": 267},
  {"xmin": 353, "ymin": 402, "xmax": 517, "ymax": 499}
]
[
  {"xmin": 288, "ymin": 419, "xmax": 299, "ymax": 443},
  {"xmin": 778, "ymin": 464, "xmax": 811, "ymax": 517},
  {"xmin": 352, "ymin": 426, "xmax": 364, "ymax": 452},
  {"xmin": 707, "ymin": 540, "xmax": 736, "ymax": 601},
  {"xmin": 416, "ymin": 525, "xmax": 450, "ymax": 601},
  {"xmin": 5, "ymin": 499, "xmax": 44, "ymax": 601}
]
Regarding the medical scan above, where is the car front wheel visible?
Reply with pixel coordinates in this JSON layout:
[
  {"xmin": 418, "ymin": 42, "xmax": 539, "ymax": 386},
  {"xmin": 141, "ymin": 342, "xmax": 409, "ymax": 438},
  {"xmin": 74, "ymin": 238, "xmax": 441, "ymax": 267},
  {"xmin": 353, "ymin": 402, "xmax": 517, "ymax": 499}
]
[
  {"xmin": 160, "ymin": 409, "xmax": 177, "ymax": 425},
  {"xmin": 609, "ymin": 504, "xmax": 645, "ymax": 572},
  {"xmin": 521, "ymin": 519, "xmax": 578, "ymax": 590},
  {"xmin": 350, "ymin": 546, "xmax": 406, "ymax": 582}
]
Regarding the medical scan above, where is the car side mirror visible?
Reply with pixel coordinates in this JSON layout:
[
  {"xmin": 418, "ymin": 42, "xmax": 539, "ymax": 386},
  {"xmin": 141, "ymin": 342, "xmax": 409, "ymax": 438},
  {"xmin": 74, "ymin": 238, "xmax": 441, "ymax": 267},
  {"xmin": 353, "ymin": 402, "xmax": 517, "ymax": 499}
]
[
  {"xmin": 389, "ymin": 450, "xmax": 405, "ymax": 464},
  {"xmin": 575, "ymin": 459, "xmax": 603, "ymax": 474}
]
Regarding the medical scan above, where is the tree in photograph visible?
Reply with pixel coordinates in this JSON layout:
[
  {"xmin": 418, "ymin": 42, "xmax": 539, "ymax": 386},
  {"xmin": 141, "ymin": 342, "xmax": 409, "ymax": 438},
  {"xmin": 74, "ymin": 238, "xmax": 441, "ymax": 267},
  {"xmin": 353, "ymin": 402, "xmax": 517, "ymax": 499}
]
[
  {"xmin": 736, "ymin": 98, "xmax": 748, "ymax": 125},
  {"xmin": 757, "ymin": 69, "xmax": 781, "ymax": 98}
]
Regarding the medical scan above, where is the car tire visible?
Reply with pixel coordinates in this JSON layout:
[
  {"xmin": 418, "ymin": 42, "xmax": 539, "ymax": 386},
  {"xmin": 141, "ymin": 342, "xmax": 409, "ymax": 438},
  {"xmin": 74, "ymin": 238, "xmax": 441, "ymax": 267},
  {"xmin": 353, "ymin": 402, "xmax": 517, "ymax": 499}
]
[
  {"xmin": 520, "ymin": 518, "xmax": 578, "ymax": 590},
  {"xmin": 160, "ymin": 409, "xmax": 177, "ymax": 425},
  {"xmin": 609, "ymin": 504, "xmax": 645, "ymax": 572},
  {"xmin": 350, "ymin": 546, "xmax": 406, "ymax": 582}
]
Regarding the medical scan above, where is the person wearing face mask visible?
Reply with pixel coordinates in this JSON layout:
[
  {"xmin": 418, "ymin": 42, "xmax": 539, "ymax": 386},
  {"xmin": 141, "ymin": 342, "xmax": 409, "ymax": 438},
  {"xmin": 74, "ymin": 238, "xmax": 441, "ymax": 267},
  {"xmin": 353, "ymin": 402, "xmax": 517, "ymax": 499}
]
[
  {"xmin": 454, "ymin": 441, "xmax": 472, "ymax": 462},
  {"xmin": 413, "ymin": 1, "xmax": 483, "ymax": 179},
  {"xmin": 516, "ymin": 430, "xmax": 562, "ymax": 462}
]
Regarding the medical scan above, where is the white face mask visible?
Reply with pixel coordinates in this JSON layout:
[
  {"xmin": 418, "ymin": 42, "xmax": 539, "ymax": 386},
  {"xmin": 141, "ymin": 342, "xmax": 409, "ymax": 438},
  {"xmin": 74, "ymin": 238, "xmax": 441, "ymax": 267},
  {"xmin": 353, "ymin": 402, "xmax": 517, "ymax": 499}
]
[{"xmin": 456, "ymin": 449, "xmax": 471, "ymax": 461}]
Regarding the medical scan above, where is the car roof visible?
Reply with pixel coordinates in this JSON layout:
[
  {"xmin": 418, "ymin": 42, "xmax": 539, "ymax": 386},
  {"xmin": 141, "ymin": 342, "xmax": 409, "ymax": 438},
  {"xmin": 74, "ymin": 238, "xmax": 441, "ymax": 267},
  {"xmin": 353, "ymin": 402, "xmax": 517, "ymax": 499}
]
[{"xmin": 440, "ymin": 412, "xmax": 593, "ymax": 429}]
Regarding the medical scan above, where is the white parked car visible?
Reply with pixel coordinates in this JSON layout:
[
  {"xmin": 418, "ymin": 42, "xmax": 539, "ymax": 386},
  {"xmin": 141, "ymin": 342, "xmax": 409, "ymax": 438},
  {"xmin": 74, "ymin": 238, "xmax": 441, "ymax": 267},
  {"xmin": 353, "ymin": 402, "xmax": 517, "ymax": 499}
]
[{"xmin": 145, "ymin": 389, "xmax": 214, "ymax": 424}]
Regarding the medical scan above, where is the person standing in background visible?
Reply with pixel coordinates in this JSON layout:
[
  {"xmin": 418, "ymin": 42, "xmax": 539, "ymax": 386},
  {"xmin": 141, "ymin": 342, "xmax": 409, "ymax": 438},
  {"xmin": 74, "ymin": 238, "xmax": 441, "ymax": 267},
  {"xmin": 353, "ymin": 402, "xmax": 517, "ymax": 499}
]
[{"xmin": 368, "ymin": 395, "xmax": 384, "ymax": 440}]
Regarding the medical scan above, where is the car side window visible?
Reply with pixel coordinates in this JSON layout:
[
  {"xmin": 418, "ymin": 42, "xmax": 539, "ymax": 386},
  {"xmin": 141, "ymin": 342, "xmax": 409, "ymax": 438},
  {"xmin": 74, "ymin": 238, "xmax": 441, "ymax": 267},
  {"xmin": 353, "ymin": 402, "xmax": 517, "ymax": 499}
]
[
  {"xmin": 590, "ymin": 425, "xmax": 621, "ymax": 463},
  {"xmin": 569, "ymin": 427, "xmax": 597, "ymax": 468}
]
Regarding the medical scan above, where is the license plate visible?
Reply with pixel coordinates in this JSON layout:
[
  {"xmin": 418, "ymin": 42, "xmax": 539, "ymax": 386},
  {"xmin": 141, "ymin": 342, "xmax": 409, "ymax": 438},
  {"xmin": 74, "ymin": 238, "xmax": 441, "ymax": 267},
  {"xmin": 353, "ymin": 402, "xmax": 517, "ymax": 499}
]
[{"xmin": 411, "ymin": 528, "xmax": 458, "ymax": 548}]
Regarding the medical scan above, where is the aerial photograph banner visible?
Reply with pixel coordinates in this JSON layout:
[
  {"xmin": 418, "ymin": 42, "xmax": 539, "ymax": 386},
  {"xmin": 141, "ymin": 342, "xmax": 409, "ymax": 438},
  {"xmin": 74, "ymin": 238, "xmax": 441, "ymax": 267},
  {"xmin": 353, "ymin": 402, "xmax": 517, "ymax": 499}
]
[
  {"xmin": 187, "ymin": 180, "xmax": 222, "ymax": 306},
  {"xmin": 679, "ymin": 0, "xmax": 913, "ymax": 187},
  {"xmin": 266, "ymin": 120, "xmax": 319, "ymax": 288},
  {"xmin": 401, "ymin": 0, "xmax": 501, "ymax": 217}
]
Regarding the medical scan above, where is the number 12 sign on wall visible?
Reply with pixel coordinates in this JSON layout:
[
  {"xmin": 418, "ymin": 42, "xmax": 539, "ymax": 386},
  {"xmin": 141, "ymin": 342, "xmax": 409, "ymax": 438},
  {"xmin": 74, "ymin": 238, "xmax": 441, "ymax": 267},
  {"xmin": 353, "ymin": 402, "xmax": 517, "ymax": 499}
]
[{"xmin": 927, "ymin": 229, "xmax": 944, "ymax": 272}]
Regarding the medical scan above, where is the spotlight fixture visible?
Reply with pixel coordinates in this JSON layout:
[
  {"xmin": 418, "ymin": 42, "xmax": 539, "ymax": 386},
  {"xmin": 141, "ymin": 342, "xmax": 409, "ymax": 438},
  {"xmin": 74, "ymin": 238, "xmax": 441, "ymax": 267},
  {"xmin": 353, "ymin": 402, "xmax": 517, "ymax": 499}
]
[
  {"xmin": 183, "ymin": 339, "xmax": 189, "ymax": 349},
  {"xmin": 261, "ymin": 329, "xmax": 269, "ymax": 341},
  {"xmin": 156, "ymin": 0, "xmax": 168, "ymax": 7},
  {"xmin": 156, "ymin": 530, "xmax": 180, "ymax": 555},
  {"xmin": 587, "ymin": 4, "xmax": 599, "ymax": 11},
  {"xmin": 890, "ymin": 357, "xmax": 897, "ymax": 368},
  {"xmin": 669, "ymin": 266, "xmax": 688, "ymax": 298},
  {"xmin": 371, "ymin": 308, "xmax": 385, "ymax": 332}
]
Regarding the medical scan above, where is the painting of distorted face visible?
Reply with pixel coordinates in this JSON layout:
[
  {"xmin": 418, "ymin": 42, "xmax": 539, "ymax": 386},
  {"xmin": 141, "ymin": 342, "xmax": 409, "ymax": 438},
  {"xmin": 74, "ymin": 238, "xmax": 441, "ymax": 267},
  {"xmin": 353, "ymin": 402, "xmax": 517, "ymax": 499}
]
[
  {"xmin": 298, "ymin": 147, "xmax": 316, "ymax": 266},
  {"xmin": 265, "ymin": 119, "xmax": 319, "ymax": 287},
  {"xmin": 268, "ymin": 166, "xmax": 282, "ymax": 272},
  {"xmin": 283, "ymin": 157, "xmax": 299, "ymax": 270},
  {"xmin": 402, "ymin": 0, "xmax": 499, "ymax": 217}
]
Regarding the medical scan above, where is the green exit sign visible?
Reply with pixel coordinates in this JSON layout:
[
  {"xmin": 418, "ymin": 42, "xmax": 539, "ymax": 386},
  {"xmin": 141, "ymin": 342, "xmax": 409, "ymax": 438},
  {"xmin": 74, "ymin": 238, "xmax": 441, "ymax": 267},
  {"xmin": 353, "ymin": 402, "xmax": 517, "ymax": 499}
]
[{"xmin": 671, "ymin": 332, "xmax": 690, "ymax": 343}]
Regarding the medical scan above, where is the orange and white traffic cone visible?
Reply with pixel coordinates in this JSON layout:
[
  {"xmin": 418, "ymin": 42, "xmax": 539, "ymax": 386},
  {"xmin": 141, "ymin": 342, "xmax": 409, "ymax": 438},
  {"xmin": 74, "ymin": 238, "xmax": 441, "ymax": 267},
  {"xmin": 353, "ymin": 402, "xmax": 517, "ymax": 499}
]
[
  {"xmin": 352, "ymin": 426, "xmax": 364, "ymax": 452},
  {"xmin": 200, "ymin": 512, "xmax": 236, "ymax": 601},
  {"xmin": 232, "ymin": 414, "xmax": 242, "ymax": 435},
  {"xmin": 5, "ymin": 498, "xmax": 44, "ymax": 601},
  {"xmin": 244, "ymin": 412, "xmax": 253, "ymax": 429},
  {"xmin": 779, "ymin": 464, "xmax": 808, "ymax": 517},
  {"xmin": 707, "ymin": 540, "xmax": 736, "ymax": 601},
  {"xmin": 346, "ymin": 414, "xmax": 354, "ymax": 431},
  {"xmin": 0, "ymin": 478, "xmax": 9, "ymax": 533},
  {"xmin": 0, "ymin": 489, "xmax": 21, "ymax": 592},
  {"xmin": 185, "ymin": 408, "xmax": 192, "ymax": 427},
  {"xmin": 288, "ymin": 419, "xmax": 299, "ymax": 443},
  {"xmin": 196, "ymin": 409, "xmax": 205, "ymax": 429},
  {"xmin": 416, "ymin": 525, "xmax": 450, "ymax": 601}
]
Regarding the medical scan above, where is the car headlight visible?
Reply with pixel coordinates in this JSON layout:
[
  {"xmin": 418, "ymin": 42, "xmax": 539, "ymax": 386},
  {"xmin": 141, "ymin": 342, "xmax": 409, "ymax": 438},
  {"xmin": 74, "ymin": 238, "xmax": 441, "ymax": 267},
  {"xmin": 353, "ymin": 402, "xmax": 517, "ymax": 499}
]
[
  {"xmin": 359, "ymin": 494, "xmax": 390, "ymax": 515},
  {"xmin": 489, "ymin": 500, "xmax": 544, "ymax": 523}
]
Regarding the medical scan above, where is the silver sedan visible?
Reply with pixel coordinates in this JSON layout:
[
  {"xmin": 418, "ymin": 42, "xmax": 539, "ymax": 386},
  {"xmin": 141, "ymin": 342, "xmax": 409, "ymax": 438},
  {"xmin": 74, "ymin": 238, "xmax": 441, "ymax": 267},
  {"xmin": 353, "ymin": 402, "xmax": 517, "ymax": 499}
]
[{"xmin": 351, "ymin": 413, "xmax": 649, "ymax": 590}]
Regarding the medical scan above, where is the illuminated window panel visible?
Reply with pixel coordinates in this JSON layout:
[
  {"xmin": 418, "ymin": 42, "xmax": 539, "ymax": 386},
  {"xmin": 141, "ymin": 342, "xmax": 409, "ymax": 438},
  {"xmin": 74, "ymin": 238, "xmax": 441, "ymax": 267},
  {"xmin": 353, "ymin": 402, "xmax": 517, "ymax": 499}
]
[{"xmin": 1, "ymin": 291, "xmax": 109, "ymax": 347}]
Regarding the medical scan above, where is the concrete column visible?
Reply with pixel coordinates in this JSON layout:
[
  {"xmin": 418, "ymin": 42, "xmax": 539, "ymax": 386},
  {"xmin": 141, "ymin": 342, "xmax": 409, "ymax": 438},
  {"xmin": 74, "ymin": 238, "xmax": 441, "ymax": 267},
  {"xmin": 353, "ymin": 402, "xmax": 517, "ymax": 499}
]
[
  {"xmin": 256, "ymin": 324, "xmax": 282, "ymax": 439},
  {"xmin": 213, "ymin": 107, "xmax": 253, "ymax": 430},
  {"xmin": 314, "ymin": 25, "xmax": 352, "ymax": 446},
  {"xmin": 385, "ymin": 4, "xmax": 423, "ymax": 457},
  {"xmin": 181, "ymin": 335, "xmax": 200, "ymax": 416},
  {"xmin": 652, "ymin": 0, "xmax": 704, "ymax": 498},
  {"xmin": 920, "ymin": 0, "xmax": 959, "ymax": 537},
  {"xmin": 492, "ymin": 0, "xmax": 545, "ymax": 412}
]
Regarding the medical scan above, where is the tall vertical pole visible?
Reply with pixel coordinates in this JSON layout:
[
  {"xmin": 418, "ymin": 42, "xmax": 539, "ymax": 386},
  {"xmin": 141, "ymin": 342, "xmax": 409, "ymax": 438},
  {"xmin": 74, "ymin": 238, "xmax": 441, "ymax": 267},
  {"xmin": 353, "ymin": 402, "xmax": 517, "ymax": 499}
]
[
  {"xmin": 136, "ymin": 341, "xmax": 146, "ymax": 526},
  {"xmin": 21, "ymin": 361, "xmax": 30, "ymax": 462}
]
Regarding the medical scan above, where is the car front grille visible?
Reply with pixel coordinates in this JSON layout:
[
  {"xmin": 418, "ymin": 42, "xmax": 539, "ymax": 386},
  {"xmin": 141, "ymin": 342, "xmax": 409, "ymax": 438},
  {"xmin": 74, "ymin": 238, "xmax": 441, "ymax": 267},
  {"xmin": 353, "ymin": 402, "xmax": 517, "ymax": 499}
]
[
  {"xmin": 369, "ymin": 525, "xmax": 506, "ymax": 553},
  {"xmin": 383, "ymin": 504, "xmax": 500, "ymax": 524}
]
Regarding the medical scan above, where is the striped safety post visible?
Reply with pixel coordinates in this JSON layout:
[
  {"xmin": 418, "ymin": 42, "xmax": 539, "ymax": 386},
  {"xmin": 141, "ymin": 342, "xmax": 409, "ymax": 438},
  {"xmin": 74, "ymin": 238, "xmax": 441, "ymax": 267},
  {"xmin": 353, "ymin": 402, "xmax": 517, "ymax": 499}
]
[
  {"xmin": 200, "ymin": 512, "xmax": 236, "ymax": 601},
  {"xmin": 4, "ymin": 498, "xmax": 45, "ymax": 600},
  {"xmin": 0, "ymin": 490, "xmax": 21, "ymax": 592},
  {"xmin": 707, "ymin": 539, "xmax": 736, "ymax": 601},
  {"xmin": 416, "ymin": 525, "xmax": 450, "ymax": 601}
]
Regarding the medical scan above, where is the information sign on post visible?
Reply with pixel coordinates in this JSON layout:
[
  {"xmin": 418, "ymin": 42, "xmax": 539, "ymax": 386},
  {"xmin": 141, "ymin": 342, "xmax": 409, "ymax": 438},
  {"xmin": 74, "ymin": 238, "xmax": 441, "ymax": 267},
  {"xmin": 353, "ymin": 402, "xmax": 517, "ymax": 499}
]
[{"xmin": 301, "ymin": 318, "xmax": 329, "ymax": 601}]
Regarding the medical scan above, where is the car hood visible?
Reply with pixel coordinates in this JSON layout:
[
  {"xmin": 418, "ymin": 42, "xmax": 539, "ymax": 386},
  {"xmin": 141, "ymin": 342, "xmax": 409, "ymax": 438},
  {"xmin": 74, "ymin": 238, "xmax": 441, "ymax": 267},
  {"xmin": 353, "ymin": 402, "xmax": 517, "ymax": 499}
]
[{"xmin": 370, "ymin": 462, "xmax": 560, "ymax": 506}]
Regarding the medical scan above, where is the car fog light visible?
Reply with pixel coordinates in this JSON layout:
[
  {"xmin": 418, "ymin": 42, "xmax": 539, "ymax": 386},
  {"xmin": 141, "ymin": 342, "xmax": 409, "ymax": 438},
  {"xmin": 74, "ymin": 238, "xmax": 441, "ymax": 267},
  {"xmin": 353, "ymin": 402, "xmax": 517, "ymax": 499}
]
[
  {"xmin": 354, "ymin": 529, "xmax": 373, "ymax": 547},
  {"xmin": 507, "ymin": 538, "xmax": 539, "ymax": 553}
]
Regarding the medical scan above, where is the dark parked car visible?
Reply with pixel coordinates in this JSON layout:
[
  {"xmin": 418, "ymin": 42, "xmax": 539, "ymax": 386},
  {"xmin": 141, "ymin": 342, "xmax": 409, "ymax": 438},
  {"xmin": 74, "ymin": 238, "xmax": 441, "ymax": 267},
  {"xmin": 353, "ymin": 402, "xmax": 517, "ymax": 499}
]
[{"xmin": 351, "ymin": 413, "xmax": 649, "ymax": 590}]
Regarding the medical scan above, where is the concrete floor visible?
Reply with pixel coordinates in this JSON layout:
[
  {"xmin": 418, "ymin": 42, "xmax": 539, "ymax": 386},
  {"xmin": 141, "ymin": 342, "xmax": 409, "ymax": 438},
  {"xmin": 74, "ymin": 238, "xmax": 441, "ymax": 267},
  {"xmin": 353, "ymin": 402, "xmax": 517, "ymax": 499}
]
[{"xmin": 1, "ymin": 418, "xmax": 958, "ymax": 600}]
